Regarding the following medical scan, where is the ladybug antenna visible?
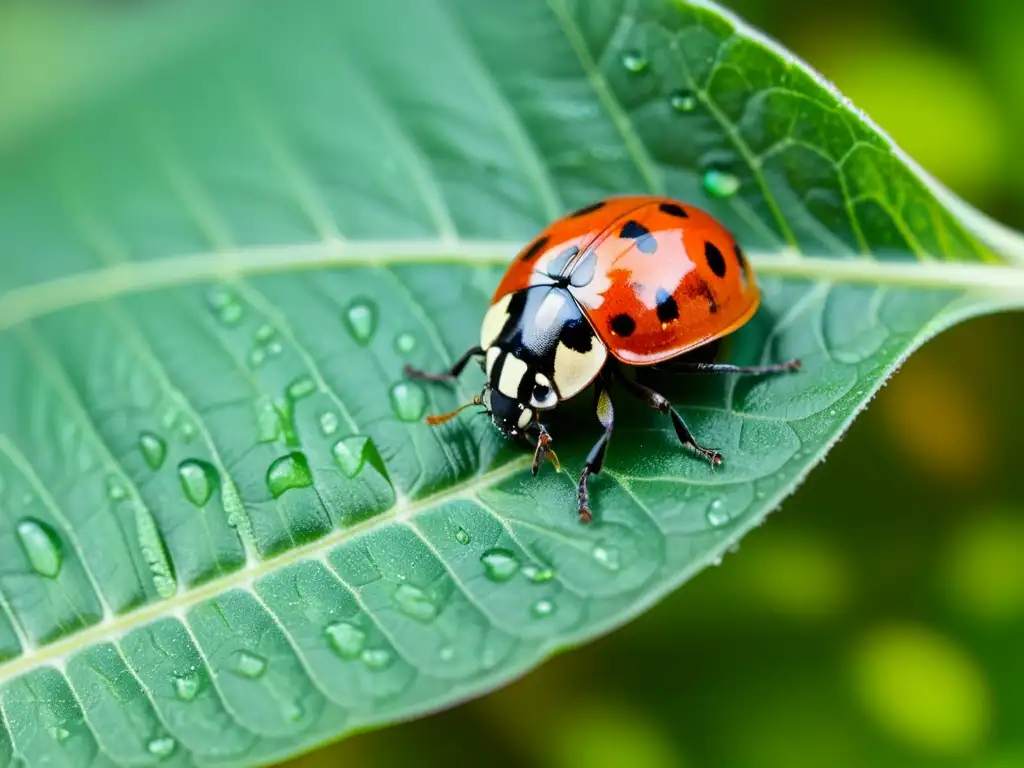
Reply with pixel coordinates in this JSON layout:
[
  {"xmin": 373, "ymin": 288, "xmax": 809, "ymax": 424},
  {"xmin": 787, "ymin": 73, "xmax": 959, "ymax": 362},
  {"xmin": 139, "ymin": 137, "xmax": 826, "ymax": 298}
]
[{"xmin": 425, "ymin": 394, "xmax": 483, "ymax": 426}]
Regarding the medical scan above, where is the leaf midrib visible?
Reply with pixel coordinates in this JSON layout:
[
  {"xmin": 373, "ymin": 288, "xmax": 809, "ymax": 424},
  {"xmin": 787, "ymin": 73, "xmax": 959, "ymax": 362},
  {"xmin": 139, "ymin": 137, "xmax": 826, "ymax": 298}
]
[
  {"xmin": 0, "ymin": 454, "xmax": 533, "ymax": 686},
  {"xmin": 2, "ymin": 239, "xmax": 1023, "ymax": 331}
]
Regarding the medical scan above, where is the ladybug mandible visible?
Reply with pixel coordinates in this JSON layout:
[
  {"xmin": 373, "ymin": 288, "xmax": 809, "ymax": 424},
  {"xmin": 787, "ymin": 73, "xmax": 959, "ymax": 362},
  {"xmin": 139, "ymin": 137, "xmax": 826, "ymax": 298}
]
[{"xmin": 405, "ymin": 195, "xmax": 801, "ymax": 523}]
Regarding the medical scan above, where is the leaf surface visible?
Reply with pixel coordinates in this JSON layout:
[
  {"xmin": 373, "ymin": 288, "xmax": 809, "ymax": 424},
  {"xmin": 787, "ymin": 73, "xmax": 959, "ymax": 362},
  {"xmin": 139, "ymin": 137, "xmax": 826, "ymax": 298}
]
[{"xmin": 0, "ymin": 1, "xmax": 1022, "ymax": 765}]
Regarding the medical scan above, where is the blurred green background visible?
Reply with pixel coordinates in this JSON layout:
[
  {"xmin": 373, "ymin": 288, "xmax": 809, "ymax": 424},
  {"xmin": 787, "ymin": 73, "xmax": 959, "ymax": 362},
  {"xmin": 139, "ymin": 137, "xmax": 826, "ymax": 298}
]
[{"xmin": 278, "ymin": 0, "xmax": 1024, "ymax": 766}]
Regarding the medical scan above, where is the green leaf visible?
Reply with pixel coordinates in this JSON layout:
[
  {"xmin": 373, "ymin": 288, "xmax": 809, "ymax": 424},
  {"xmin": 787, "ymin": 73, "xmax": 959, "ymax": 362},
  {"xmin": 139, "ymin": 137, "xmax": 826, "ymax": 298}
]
[{"xmin": 0, "ymin": 0, "xmax": 1021, "ymax": 765}]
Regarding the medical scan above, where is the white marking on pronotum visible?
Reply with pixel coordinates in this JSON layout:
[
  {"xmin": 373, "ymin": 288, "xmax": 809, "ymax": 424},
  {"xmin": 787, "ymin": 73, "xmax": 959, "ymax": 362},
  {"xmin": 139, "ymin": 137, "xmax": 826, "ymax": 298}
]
[
  {"xmin": 553, "ymin": 339, "xmax": 608, "ymax": 400},
  {"xmin": 479, "ymin": 293, "xmax": 512, "ymax": 348},
  {"xmin": 498, "ymin": 354, "xmax": 528, "ymax": 398}
]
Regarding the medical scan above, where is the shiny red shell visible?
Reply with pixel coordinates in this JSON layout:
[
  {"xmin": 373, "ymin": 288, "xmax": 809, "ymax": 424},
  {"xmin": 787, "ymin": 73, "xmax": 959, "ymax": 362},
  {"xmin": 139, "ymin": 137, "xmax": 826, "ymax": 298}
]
[{"xmin": 491, "ymin": 195, "xmax": 761, "ymax": 366}]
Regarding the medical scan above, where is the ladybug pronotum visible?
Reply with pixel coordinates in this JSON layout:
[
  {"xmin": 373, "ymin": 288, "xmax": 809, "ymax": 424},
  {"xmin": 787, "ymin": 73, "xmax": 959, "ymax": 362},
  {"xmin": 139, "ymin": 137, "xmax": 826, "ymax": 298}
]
[{"xmin": 405, "ymin": 195, "xmax": 801, "ymax": 523}]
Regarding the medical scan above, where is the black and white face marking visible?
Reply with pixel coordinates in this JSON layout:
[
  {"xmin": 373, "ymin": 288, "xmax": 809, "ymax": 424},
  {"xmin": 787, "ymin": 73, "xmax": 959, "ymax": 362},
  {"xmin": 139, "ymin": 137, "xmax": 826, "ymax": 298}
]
[{"xmin": 478, "ymin": 286, "xmax": 608, "ymax": 438}]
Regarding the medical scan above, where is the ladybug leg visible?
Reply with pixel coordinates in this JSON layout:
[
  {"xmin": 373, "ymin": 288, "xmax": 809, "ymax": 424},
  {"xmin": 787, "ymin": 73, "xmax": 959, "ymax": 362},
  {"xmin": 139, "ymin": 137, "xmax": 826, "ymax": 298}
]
[
  {"xmin": 527, "ymin": 422, "xmax": 561, "ymax": 476},
  {"xmin": 577, "ymin": 378, "xmax": 615, "ymax": 524},
  {"xmin": 612, "ymin": 366, "xmax": 723, "ymax": 467},
  {"xmin": 666, "ymin": 359, "xmax": 801, "ymax": 375},
  {"xmin": 404, "ymin": 346, "xmax": 483, "ymax": 382}
]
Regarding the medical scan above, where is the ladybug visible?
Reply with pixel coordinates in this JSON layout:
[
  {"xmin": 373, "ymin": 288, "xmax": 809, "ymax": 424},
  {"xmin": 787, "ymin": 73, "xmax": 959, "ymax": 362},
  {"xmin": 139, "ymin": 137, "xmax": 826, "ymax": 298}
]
[{"xmin": 405, "ymin": 195, "xmax": 800, "ymax": 523}]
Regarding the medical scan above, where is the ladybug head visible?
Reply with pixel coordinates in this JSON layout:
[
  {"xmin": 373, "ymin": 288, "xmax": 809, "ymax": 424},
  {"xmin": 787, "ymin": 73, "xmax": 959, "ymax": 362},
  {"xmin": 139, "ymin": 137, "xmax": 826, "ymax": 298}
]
[{"xmin": 480, "ymin": 348, "xmax": 560, "ymax": 440}]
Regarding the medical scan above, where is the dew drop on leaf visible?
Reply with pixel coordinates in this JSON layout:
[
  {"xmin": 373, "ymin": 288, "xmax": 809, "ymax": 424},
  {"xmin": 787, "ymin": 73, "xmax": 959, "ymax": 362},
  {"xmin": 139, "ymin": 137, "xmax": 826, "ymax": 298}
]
[
  {"xmin": 282, "ymin": 701, "xmax": 305, "ymax": 723},
  {"xmin": 454, "ymin": 527, "xmax": 471, "ymax": 545},
  {"xmin": 706, "ymin": 498, "xmax": 729, "ymax": 528},
  {"xmin": 395, "ymin": 332, "xmax": 417, "ymax": 355},
  {"xmin": 266, "ymin": 452, "xmax": 313, "ymax": 498},
  {"xmin": 480, "ymin": 548, "xmax": 520, "ymax": 582},
  {"xmin": 106, "ymin": 476, "xmax": 127, "ymax": 501},
  {"xmin": 531, "ymin": 599, "xmax": 556, "ymax": 618},
  {"xmin": 233, "ymin": 651, "xmax": 267, "ymax": 679},
  {"xmin": 16, "ymin": 518, "xmax": 62, "ymax": 578},
  {"xmin": 135, "ymin": 505, "xmax": 177, "ymax": 598},
  {"xmin": 393, "ymin": 584, "xmax": 438, "ymax": 622},
  {"xmin": 146, "ymin": 737, "xmax": 176, "ymax": 758},
  {"xmin": 172, "ymin": 672, "xmax": 200, "ymax": 701},
  {"xmin": 389, "ymin": 381, "xmax": 427, "ymax": 422},
  {"xmin": 670, "ymin": 89, "xmax": 698, "ymax": 112},
  {"xmin": 522, "ymin": 564, "xmax": 554, "ymax": 583},
  {"xmin": 439, "ymin": 645, "xmax": 455, "ymax": 662},
  {"xmin": 138, "ymin": 431, "xmax": 167, "ymax": 470},
  {"xmin": 50, "ymin": 726, "xmax": 70, "ymax": 743},
  {"xmin": 332, "ymin": 436, "xmax": 368, "ymax": 478},
  {"xmin": 286, "ymin": 375, "xmax": 316, "ymax": 401},
  {"xmin": 177, "ymin": 459, "xmax": 219, "ymax": 507},
  {"xmin": 361, "ymin": 648, "xmax": 394, "ymax": 670},
  {"xmin": 267, "ymin": 340, "xmax": 283, "ymax": 356},
  {"xmin": 702, "ymin": 168, "xmax": 741, "ymax": 198},
  {"xmin": 344, "ymin": 298, "xmax": 378, "ymax": 345},
  {"xmin": 325, "ymin": 621, "xmax": 366, "ymax": 659},
  {"xmin": 592, "ymin": 544, "xmax": 620, "ymax": 571},
  {"xmin": 254, "ymin": 324, "xmax": 276, "ymax": 343},
  {"xmin": 319, "ymin": 412, "xmax": 339, "ymax": 436},
  {"xmin": 248, "ymin": 348, "xmax": 267, "ymax": 369},
  {"xmin": 621, "ymin": 50, "xmax": 648, "ymax": 73}
]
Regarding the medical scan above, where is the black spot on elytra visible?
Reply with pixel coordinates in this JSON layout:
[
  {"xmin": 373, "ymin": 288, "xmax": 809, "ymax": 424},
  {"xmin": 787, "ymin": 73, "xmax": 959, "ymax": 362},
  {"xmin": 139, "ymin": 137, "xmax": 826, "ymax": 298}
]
[
  {"xmin": 704, "ymin": 241, "xmax": 727, "ymax": 277},
  {"xmin": 610, "ymin": 314, "xmax": 636, "ymax": 337},
  {"xmin": 658, "ymin": 202, "xmax": 688, "ymax": 219},
  {"xmin": 569, "ymin": 200, "xmax": 606, "ymax": 218},
  {"xmin": 560, "ymin": 317, "xmax": 594, "ymax": 353},
  {"xmin": 655, "ymin": 288, "xmax": 679, "ymax": 323},
  {"xmin": 519, "ymin": 236, "xmax": 549, "ymax": 262},
  {"xmin": 620, "ymin": 220, "xmax": 658, "ymax": 254}
]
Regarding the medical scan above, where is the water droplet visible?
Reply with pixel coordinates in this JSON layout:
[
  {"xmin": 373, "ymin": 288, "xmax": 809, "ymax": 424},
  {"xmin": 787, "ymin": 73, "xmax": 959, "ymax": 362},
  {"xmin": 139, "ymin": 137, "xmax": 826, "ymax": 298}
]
[
  {"xmin": 266, "ymin": 452, "xmax": 313, "ymax": 498},
  {"xmin": 389, "ymin": 381, "xmax": 427, "ymax": 422},
  {"xmin": 523, "ymin": 564, "xmax": 554, "ymax": 583},
  {"xmin": 254, "ymin": 324, "xmax": 276, "ymax": 343},
  {"xmin": 138, "ymin": 432, "xmax": 167, "ymax": 470},
  {"xmin": 344, "ymin": 298, "xmax": 378, "ymax": 345},
  {"xmin": 393, "ymin": 584, "xmax": 438, "ymax": 622},
  {"xmin": 332, "ymin": 436, "xmax": 369, "ymax": 478},
  {"xmin": 256, "ymin": 400, "xmax": 282, "ymax": 443},
  {"xmin": 286, "ymin": 375, "xmax": 316, "ymax": 401},
  {"xmin": 106, "ymin": 476, "xmax": 127, "ymax": 501},
  {"xmin": 161, "ymin": 409, "xmax": 178, "ymax": 430},
  {"xmin": 267, "ymin": 340, "xmax": 283, "ymax": 356},
  {"xmin": 282, "ymin": 701, "xmax": 305, "ymax": 723},
  {"xmin": 621, "ymin": 50, "xmax": 648, "ymax": 73},
  {"xmin": 480, "ymin": 548, "xmax": 520, "ymax": 582},
  {"xmin": 670, "ymin": 89, "xmax": 698, "ymax": 112},
  {"xmin": 703, "ymin": 168, "xmax": 741, "ymax": 198},
  {"xmin": 146, "ymin": 737, "xmax": 176, "ymax": 758},
  {"xmin": 531, "ymin": 599, "xmax": 555, "ymax": 618},
  {"xmin": 454, "ymin": 527, "xmax": 471, "ymax": 545},
  {"xmin": 395, "ymin": 332, "xmax": 417, "ymax": 355},
  {"xmin": 706, "ymin": 498, "xmax": 730, "ymax": 527},
  {"xmin": 172, "ymin": 672, "xmax": 200, "ymax": 701},
  {"xmin": 218, "ymin": 302, "xmax": 244, "ymax": 326},
  {"xmin": 592, "ymin": 545, "xmax": 621, "ymax": 571},
  {"xmin": 326, "ymin": 621, "xmax": 366, "ymax": 659},
  {"xmin": 233, "ymin": 651, "xmax": 267, "ymax": 679},
  {"xmin": 361, "ymin": 648, "xmax": 393, "ymax": 670},
  {"xmin": 16, "ymin": 519, "xmax": 62, "ymax": 578},
  {"xmin": 136, "ymin": 506, "xmax": 177, "ymax": 598},
  {"xmin": 50, "ymin": 726, "xmax": 69, "ymax": 743},
  {"xmin": 319, "ymin": 412, "xmax": 339, "ymax": 436},
  {"xmin": 439, "ymin": 645, "xmax": 455, "ymax": 662},
  {"xmin": 179, "ymin": 421, "xmax": 196, "ymax": 442},
  {"xmin": 177, "ymin": 459, "xmax": 219, "ymax": 507},
  {"xmin": 248, "ymin": 348, "xmax": 266, "ymax": 368}
]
